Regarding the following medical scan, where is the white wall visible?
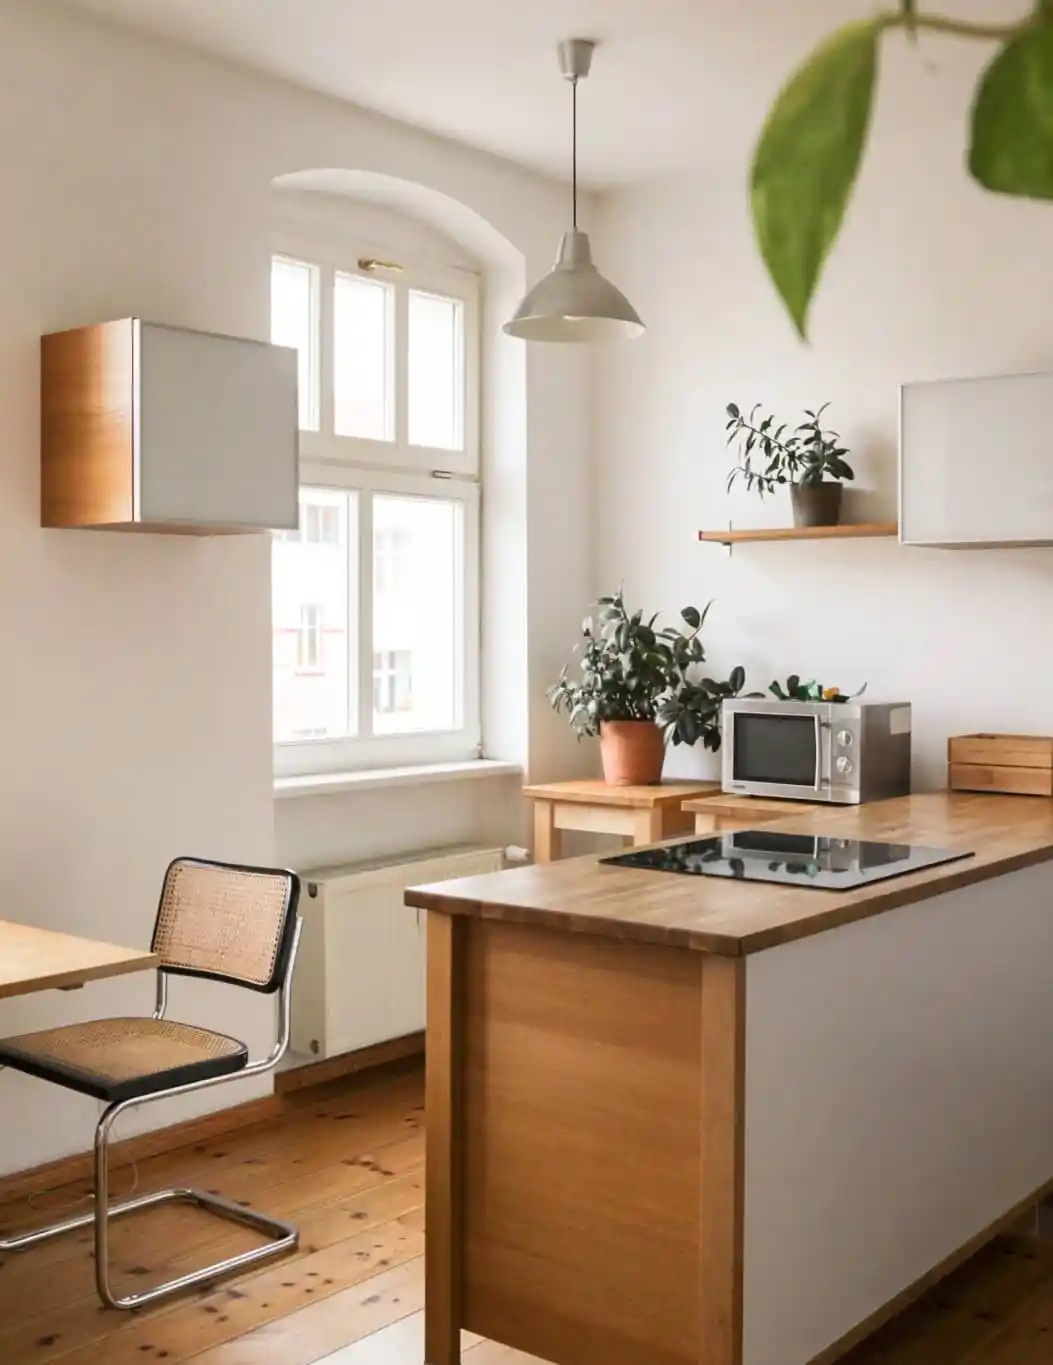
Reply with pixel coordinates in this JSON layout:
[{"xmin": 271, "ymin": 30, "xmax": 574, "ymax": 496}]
[
  {"xmin": 0, "ymin": 0, "xmax": 592, "ymax": 1175},
  {"xmin": 593, "ymin": 51, "xmax": 1053, "ymax": 791}
]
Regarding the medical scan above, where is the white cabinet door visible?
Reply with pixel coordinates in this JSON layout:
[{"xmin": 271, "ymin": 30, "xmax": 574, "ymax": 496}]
[
  {"xmin": 138, "ymin": 321, "xmax": 298, "ymax": 530},
  {"xmin": 900, "ymin": 372, "xmax": 1053, "ymax": 547}
]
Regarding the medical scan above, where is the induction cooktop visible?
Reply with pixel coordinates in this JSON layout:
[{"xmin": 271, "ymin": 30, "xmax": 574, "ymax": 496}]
[{"xmin": 600, "ymin": 828, "xmax": 974, "ymax": 890}]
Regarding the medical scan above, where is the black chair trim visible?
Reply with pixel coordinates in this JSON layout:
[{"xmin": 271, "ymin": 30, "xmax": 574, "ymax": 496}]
[{"xmin": 0, "ymin": 1039, "xmax": 248, "ymax": 1104}]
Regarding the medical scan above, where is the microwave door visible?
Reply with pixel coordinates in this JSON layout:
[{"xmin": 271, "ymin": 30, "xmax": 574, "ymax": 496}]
[{"xmin": 727, "ymin": 712, "xmax": 827, "ymax": 800}]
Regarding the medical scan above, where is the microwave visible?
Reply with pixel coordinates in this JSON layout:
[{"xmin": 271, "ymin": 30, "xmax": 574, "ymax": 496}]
[{"xmin": 721, "ymin": 699, "xmax": 912, "ymax": 804}]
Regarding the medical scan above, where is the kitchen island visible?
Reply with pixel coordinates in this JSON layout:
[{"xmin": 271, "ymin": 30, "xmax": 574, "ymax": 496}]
[{"xmin": 406, "ymin": 793, "xmax": 1053, "ymax": 1365}]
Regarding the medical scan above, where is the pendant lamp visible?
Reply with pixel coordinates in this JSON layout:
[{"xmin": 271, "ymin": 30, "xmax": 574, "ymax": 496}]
[{"xmin": 503, "ymin": 39, "xmax": 645, "ymax": 343}]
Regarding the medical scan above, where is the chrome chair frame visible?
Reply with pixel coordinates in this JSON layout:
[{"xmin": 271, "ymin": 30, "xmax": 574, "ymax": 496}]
[{"xmin": 0, "ymin": 916, "xmax": 303, "ymax": 1310}]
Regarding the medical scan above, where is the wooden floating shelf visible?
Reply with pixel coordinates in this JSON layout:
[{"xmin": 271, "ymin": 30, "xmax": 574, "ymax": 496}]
[{"xmin": 698, "ymin": 522, "xmax": 899, "ymax": 546}]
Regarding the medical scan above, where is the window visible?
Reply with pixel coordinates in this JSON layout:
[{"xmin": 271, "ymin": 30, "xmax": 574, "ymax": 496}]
[
  {"xmin": 408, "ymin": 290, "xmax": 464, "ymax": 451},
  {"xmin": 273, "ymin": 503, "xmax": 340, "ymax": 546},
  {"xmin": 334, "ymin": 273, "xmax": 395, "ymax": 441},
  {"xmin": 374, "ymin": 525, "xmax": 409, "ymax": 595},
  {"xmin": 305, "ymin": 503, "xmax": 340, "ymax": 545},
  {"xmin": 273, "ymin": 489, "xmax": 351, "ymax": 741},
  {"xmin": 271, "ymin": 256, "xmax": 319, "ymax": 432},
  {"xmin": 373, "ymin": 650, "xmax": 413, "ymax": 715},
  {"xmin": 297, "ymin": 605, "xmax": 324, "ymax": 672},
  {"xmin": 270, "ymin": 233, "xmax": 479, "ymax": 776}
]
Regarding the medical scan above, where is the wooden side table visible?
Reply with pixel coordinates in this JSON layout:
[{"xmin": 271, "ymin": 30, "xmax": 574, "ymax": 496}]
[
  {"xmin": 523, "ymin": 779, "xmax": 721, "ymax": 862},
  {"xmin": 682, "ymin": 792, "xmax": 825, "ymax": 834}
]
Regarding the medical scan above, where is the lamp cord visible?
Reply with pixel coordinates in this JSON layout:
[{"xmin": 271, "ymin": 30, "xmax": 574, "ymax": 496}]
[{"xmin": 571, "ymin": 76, "xmax": 578, "ymax": 229}]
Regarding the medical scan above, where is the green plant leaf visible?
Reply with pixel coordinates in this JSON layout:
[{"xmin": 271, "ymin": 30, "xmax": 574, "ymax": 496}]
[
  {"xmin": 751, "ymin": 20, "xmax": 880, "ymax": 338},
  {"xmin": 681, "ymin": 605, "xmax": 702, "ymax": 630},
  {"xmin": 678, "ymin": 710, "xmax": 700, "ymax": 747},
  {"xmin": 969, "ymin": 24, "xmax": 1053, "ymax": 199}
]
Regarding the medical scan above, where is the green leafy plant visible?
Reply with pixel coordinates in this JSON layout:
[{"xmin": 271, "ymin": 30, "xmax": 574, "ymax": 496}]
[
  {"xmin": 767, "ymin": 674, "xmax": 868, "ymax": 704},
  {"xmin": 548, "ymin": 589, "xmax": 747, "ymax": 750},
  {"xmin": 725, "ymin": 402, "xmax": 854, "ymax": 497},
  {"xmin": 752, "ymin": 3, "xmax": 1053, "ymax": 338}
]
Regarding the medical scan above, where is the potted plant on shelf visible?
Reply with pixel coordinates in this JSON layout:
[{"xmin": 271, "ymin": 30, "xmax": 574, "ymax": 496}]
[
  {"xmin": 548, "ymin": 589, "xmax": 747, "ymax": 786},
  {"xmin": 725, "ymin": 402, "xmax": 855, "ymax": 527}
]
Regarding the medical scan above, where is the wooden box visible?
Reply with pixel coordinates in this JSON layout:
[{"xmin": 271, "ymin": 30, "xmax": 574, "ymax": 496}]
[{"xmin": 948, "ymin": 734, "xmax": 1053, "ymax": 797}]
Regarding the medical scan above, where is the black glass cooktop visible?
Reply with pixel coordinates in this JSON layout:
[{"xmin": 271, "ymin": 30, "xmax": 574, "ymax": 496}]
[{"xmin": 600, "ymin": 829, "xmax": 974, "ymax": 890}]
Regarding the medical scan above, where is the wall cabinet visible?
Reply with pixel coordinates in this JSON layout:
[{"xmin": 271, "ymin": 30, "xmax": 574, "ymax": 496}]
[
  {"xmin": 900, "ymin": 371, "xmax": 1053, "ymax": 547},
  {"xmin": 41, "ymin": 318, "xmax": 298, "ymax": 533}
]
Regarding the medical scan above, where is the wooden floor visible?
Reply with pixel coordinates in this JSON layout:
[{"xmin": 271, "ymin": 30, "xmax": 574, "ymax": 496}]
[{"xmin": 0, "ymin": 1061, "xmax": 1051, "ymax": 1365}]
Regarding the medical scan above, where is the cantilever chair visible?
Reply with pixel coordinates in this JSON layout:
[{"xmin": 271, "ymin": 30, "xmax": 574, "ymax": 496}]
[{"xmin": 0, "ymin": 856, "xmax": 302, "ymax": 1310}]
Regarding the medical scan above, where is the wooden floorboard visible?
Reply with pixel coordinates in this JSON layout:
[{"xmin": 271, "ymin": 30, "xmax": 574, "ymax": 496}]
[{"xmin": 1, "ymin": 1061, "xmax": 1052, "ymax": 1365}]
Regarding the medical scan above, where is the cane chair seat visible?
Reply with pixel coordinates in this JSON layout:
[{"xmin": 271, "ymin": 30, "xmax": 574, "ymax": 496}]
[{"xmin": 0, "ymin": 1016, "xmax": 248, "ymax": 1103}]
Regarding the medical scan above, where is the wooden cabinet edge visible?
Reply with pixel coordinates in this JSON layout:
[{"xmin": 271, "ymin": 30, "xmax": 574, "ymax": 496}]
[{"xmin": 41, "ymin": 320, "xmax": 136, "ymax": 528}]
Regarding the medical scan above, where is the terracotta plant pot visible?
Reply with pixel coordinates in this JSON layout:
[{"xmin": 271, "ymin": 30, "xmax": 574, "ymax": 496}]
[
  {"xmin": 599, "ymin": 720, "xmax": 666, "ymax": 786},
  {"xmin": 791, "ymin": 482, "xmax": 843, "ymax": 528}
]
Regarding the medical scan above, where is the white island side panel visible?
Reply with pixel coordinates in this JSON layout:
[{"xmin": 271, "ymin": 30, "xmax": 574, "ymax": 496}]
[{"xmin": 742, "ymin": 861, "xmax": 1053, "ymax": 1365}]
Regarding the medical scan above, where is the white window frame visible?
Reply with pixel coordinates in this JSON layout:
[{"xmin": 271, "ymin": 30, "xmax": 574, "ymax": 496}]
[
  {"xmin": 274, "ymin": 225, "xmax": 480, "ymax": 479},
  {"xmin": 271, "ymin": 219, "xmax": 481, "ymax": 779}
]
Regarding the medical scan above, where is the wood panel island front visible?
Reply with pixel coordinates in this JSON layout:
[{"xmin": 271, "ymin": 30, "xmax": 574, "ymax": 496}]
[{"xmin": 405, "ymin": 793, "xmax": 1053, "ymax": 1365}]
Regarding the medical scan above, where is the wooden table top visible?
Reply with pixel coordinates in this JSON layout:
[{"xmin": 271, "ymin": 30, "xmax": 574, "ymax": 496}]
[
  {"xmin": 682, "ymin": 792, "xmax": 826, "ymax": 816},
  {"xmin": 0, "ymin": 920, "xmax": 157, "ymax": 1000},
  {"xmin": 522, "ymin": 779, "xmax": 721, "ymax": 809},
  {"xmin": 407, "ymin": 792, "xmax": 1053, "ymax": 957}
]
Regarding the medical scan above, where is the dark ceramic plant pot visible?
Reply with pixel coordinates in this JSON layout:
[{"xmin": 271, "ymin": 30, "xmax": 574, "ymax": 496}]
[{"xmin": 791, "ymin": 482, "xmax": 843, "ymax": 528}]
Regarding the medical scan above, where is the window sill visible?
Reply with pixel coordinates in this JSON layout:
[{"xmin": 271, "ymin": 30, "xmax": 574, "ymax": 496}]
[{"xmin": 273, "ymin": 759, "xmax": 523, "ymax": 800}]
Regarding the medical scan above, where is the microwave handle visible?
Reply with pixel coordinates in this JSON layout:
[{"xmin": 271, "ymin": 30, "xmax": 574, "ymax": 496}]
[{"xmin": 813, "ymin": 714, "xmax": 824, "ymax": 790}]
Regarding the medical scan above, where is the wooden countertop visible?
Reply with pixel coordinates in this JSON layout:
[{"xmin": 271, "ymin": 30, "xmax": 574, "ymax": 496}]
[
  {"xmin": 406, "ymin": 792, "xmax": 1053, "ymax": 956},
  {"xmin": 522, "ymin": 779, "xmax": 720, "ymax": 808}
]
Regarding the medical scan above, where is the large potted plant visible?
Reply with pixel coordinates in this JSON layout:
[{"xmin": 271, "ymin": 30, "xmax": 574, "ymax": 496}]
[
  {"xmin": 548, "ymin": 590, "xmax": 746, "ymax": 785},
  {"xmin": 725, "ymin": 402, "xmax": 854, "ymax": 527}
]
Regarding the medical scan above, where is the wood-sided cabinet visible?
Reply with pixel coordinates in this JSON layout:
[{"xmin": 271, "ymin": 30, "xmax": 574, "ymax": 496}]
[{"xmin": 41, "ymin": 318, "xmax": 299, "ymax": 534}]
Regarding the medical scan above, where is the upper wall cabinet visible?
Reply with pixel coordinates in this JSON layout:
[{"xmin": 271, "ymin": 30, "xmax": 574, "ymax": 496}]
[
  {"xmin": 900, "ymin": 371, "xmax": 1053, "ymax": 548},
  {"xmin": 41, "ymin": 319, "xmax": 299, "ymax": 534}
]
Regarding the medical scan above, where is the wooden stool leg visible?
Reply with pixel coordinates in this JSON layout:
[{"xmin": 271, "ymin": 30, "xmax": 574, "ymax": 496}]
[
  {"xmin": 633, "ymin": 807, "xmax": 665, "ymax": 846},
  {"xmin": 534, "ymin": 801, "xmax": 561, "ymax": 862}
]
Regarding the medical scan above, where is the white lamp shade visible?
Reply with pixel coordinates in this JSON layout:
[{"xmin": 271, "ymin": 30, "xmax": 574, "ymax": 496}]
[{"xmin": 503, "ymin": 230, "xmax": 645, "ymax": 343}]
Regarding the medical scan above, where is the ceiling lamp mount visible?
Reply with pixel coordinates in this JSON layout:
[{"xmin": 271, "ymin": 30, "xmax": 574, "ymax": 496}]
[{"xmin": 503, "ymin": 39, "xmax": 645, "ymax": 344}]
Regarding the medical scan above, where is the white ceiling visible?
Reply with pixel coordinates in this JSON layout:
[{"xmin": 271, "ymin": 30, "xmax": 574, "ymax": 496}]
[{"xmin": 62, "ymin": 0, "xmax": 1019, "ymax": 187}]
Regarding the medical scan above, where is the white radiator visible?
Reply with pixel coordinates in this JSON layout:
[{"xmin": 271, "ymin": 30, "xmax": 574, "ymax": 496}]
[{"xmin": 291, "ymin": 844, "xmax": 503, "ymax": 1060}]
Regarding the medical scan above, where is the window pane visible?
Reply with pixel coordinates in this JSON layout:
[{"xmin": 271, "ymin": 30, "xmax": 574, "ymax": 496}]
[
  {"xmin": 270, "ymin": 256, "xmax": 318, "ymax": 431},
  {"xmin": 408, "ymin": 290, "xmax": 464, "ymax": 451},
  {"xmin": 334, "ymin": 273, "xmax": 394, "ymax": 441},
  {"xmin": 273, "ymin": 490, "xmax": 356, "ymax": 741},
  {"xmin": 373, "ymin": 495, "xmax": 461, "ymax": 735}
]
